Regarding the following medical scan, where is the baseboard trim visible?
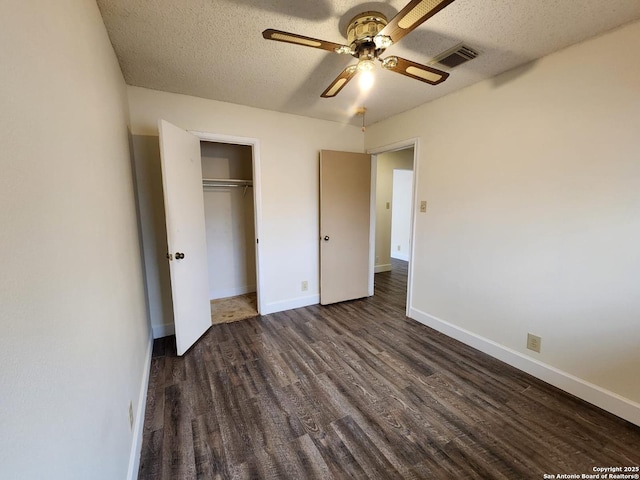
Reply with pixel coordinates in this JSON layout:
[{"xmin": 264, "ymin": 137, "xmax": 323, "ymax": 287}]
[
  {"xmin": 391, "ymin": 253, "xmax": 409, "ymax": 261},
  {"xmin": 152, "ymin": 322, "xmax": 175, "ymax": 339},
  {"xmin": 409, "ymin": 307, "xmax": 640, "ymax": 427},
  {"xmin": 262, "ymin": 294, "xmax": 320, "ymax": 315},
  {"xmin": 210, "ymin": 284, "xmax": 256, "ymax": 300},
  {"xmin": 127, "ymin": 333, "xmax": 153, "ymax": 480},
  {"xmin": 375, "ymin": 264, "xmax": 392, "ymax": 273}
]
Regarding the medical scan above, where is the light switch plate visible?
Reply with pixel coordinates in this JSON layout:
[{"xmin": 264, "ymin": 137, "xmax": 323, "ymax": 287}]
[{"xmin": 420, "ymin": 201, "xmax": 427, "ymax": 213}]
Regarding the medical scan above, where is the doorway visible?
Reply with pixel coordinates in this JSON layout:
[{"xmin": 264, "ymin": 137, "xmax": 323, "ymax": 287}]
[
  {"xmin": 200, "ymin": 141, "xmax": 258, "ymax": 324},
  {"xmin": 191, "ymin": 130, "xmax": 264, "ymax": 319},
  {"xmin": 369, "ymin": 140, "xmax": 418, "ymax": 315}
]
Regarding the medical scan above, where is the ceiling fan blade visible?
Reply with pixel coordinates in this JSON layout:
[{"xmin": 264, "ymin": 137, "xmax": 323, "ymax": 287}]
[
  {"xmin": 262, "ymin": 29, "xmax": 350, "ymax": 54},
  {"xmin": 380, "ymin": 0, "xmax": 456, "ymax": 44},
  {"xmin": 321, "ymin": 66, "xmax": 357, "ymax": 98},
  {"xmin": 381, "ymin": 56, "xmax": 449, "ymax": 85}
]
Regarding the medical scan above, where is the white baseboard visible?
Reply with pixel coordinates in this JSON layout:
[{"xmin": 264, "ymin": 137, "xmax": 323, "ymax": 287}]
[
  {"xmin": 375, "ymin": 264, "xmax": 392, "ymax": 273},
  {"xmin": 127, "ymin": 333, "xmax": 153, "ymax": 480},
  {"xmin": 210, "ymin": 284, "xmax": 256, "ymax": 300},
  {"xmin": 409, "ymin": 307, "xmax": 640, "ymax": 427},
  {"xmin": 262, "ymin": 294, "xmax": 320, "ymax": 315},
  {"xmin": 391, "ymin": 252, "xmax": 409, "ymax": 261},
  {"xmin": 152, "ymin": 322, "xmax": 175, "ymax": 339}
]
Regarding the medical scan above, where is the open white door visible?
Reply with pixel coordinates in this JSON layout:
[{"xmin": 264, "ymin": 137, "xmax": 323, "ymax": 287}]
[
  {"xmin": 320, "ymin": 150, "xmax": 372, "ymax": 305},
  {"xmin": 158, "ymin": 120, "xmax": 211, "ymax": 355}
]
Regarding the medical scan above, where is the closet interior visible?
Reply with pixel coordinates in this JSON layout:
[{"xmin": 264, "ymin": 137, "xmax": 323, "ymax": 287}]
[{"xmin": 200, "ymin": 141, "xmax": 258, "ymax": 324}]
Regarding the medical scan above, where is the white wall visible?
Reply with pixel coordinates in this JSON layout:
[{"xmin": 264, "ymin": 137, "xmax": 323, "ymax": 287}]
[
  {"xmin": 201, "ymin": 142, "xmax": 256, "ymax": 299},
  {"xmin": 375, "ymin": 149, "xmax": 414, "ymax": 271},
  {"xmin": 127, "ymin": 86, "xmax": 364, "ymax": 320},
  {"xmin": 390, "ymin": 169, "xmax": 413, "ymax": 261},
  {"xmin": 131, "ymin": 135, "xmax": 175, "ymax": 339},
  {"xmin": 0, "ymin": 2, "xmax": 151, "ymax": 479},
  {"xmin": 365, "ymin": 20, "xmax": 640, "ymax": 425}
]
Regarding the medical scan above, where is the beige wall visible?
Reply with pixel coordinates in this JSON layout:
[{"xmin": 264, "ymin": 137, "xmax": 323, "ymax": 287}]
[
  {"xmin": 366, "ymin": 20, "xmax": 640, "ymax": 425},
  {"xmin": 0, "ymin": 2, "xmax": 151, "ymax": 479},
  {"xmin": 131, "ymin": 135, "xmax": 175, "ymax": 338},
  {"xmin": 375, "ymin": 149, "xmax": 414, "ymax": 271},
  {"xmin": 127, "ymin": 86, "xmax": 364, "ymax": 320}
]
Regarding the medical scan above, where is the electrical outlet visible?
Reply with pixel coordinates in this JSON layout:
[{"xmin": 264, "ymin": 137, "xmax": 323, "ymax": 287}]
[
  {"xmin": 128, "ymin": 401, "xmax": 134, "ymax": 430},
  {"xmin": 386, "ymin": 202, "xmax": 390, "ymax": 210},
  {"xmin": 420, "ymin": 200, "xmax": 427, "ymax": 213},
  {"xmin": 301, "ymin": 280, "xmax": 308, "ymax": 292},
  {"xmin": 397, "ymin": 245, "xmax": 401, "ymax": 251},
  {"xmin": 527, "ymin": 333, "xmax": 541, "ymax": 353}
]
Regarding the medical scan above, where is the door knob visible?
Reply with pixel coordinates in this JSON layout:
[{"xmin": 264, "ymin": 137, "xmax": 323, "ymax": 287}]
[
  {"xmin": 323, "ymin": 236, "xmax": 330, "ymax": 241},
  {"xmin": 175, "ymin": 252, "xmax": 185, "ymax": 259}
]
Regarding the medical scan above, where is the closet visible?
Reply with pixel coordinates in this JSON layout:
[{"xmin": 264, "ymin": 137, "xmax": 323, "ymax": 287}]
[{"xmin": 200, "ymin": 141, "xmax": 257, "ymax": 324}]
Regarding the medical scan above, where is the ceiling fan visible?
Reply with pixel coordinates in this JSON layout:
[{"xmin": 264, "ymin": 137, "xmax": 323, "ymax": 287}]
[{"xmin": 262, "ymin": 0, "xmax": 456, "ymax": 98}]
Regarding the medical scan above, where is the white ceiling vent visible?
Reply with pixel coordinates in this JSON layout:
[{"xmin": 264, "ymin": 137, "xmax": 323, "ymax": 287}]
[{"xmin": 430, "ymin": 43, "xmax": 479, "ymax": 69}]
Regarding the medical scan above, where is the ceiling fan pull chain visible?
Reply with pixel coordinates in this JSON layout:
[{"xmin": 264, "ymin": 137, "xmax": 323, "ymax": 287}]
[{"xmin": 356, "ymin": 106, "xmax": 367, "ymax": 132}]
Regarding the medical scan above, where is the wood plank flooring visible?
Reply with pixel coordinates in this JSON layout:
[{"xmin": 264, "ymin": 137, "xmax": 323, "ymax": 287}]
[{"xmin": 139, "ymin": 259, "xmax": 640, "ymax": 479}]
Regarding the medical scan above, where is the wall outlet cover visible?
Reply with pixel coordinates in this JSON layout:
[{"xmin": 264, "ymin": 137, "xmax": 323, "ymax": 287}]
[{"xmin": 527, "ymin": 333, "xmax": 542, "ymax": 353}]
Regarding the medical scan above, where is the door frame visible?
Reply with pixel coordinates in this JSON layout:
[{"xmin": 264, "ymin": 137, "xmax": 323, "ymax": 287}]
[
  {"xmin": 367, "ymin": 138, "xmax": 419, "ymax": 316},
  {"xmin": 190, "ymin": 130, "xmax": 265, "ymax": 314}
]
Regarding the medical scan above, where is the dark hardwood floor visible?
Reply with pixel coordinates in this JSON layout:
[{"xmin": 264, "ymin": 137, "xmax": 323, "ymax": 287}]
[{"xmin": 139, "ymin": 259, "xmax": 640, "ymax": 479}]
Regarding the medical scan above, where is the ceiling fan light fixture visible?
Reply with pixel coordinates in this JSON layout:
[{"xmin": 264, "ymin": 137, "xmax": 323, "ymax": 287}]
[
  {"xmin": 334, "ymin": 45, "xmax": 353, "ymax": 55},
  {"xmin": 357, "ymin": 58, "xmax": 375, "ymax": 72},
  {"xmin": 262, "ymin": 0, "xmax": 456, "ymax": 98},
  {"xmin": 373, "ymin": 35, "xmax": 393, "ymax": 50},
  {"xmin": 381, "ymin": 56, "xmax": 399, "ymax": 69}
]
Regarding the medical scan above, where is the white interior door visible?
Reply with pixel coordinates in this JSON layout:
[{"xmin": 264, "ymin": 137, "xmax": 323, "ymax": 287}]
[
  {"xmin": 158, "ymin": 119, "xmax": 211, "ymax": 355},
  {"xmin": 320, "ymin": 150, "xmax": 372, "ymax": 305}
]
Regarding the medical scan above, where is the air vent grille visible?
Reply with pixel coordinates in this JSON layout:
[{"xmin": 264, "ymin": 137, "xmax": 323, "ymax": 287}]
[{"xmin": 430, "ymin": 43, "xmax": 479, "ymax": 68}]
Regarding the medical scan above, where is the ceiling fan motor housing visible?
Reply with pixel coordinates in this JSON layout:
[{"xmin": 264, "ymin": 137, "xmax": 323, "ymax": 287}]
[{"xmin": 346, "ymin": 11, "xmax": 388, "ymax": 57}]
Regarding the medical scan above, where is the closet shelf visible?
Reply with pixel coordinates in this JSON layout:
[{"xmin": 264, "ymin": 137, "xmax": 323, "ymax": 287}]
[{"xmin": 202, "ymin": 178, "xmax": 253, "ymax": 188}]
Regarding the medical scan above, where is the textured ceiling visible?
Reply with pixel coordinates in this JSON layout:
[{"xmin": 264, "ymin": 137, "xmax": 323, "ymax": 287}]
[{"xmin": 97, "ymin": 0, "xmax": 640, "ymax": 126}]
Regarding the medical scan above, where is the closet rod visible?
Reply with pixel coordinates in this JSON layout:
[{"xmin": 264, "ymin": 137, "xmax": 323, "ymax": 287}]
[
  {"xmin": 203, "ymin": 184, "xmax": 253, "ymax": 188},
  {"xmin": 202, "ymin": 178, "xmax": 252, "ymax": 186},
  {"xmin": 202, "ymin": 178, "xmax": 253, "ymax": 197}
]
